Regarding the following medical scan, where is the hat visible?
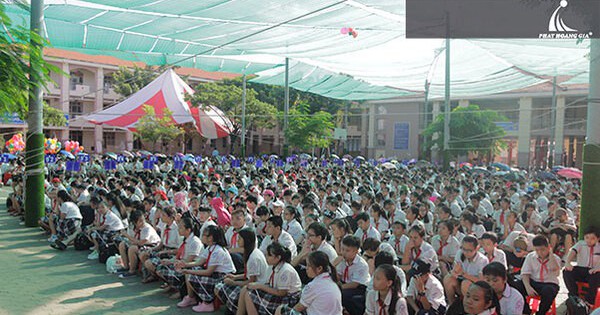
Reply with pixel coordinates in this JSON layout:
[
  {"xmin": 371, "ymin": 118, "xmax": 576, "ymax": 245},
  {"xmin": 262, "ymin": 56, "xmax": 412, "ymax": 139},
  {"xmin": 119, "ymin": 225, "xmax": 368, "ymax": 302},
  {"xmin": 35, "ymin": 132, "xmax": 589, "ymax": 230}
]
[
  {"xmin": 226, "ymin": 186, "xmax": 239, "ymax": 196},
  {"xmin": 263, "ymin": 189, "xmax": 274, "ymax": 197},
  {"xmin": 410, "ymin": 259, "xmax": 431, "ymax": 276},
  {"xmin": 272, "ymin": 200, "xmax": 285, "ymax": 208},
  {"xmin": 52, "ymin": 177, "xmax": 61, "ymax": 183}
]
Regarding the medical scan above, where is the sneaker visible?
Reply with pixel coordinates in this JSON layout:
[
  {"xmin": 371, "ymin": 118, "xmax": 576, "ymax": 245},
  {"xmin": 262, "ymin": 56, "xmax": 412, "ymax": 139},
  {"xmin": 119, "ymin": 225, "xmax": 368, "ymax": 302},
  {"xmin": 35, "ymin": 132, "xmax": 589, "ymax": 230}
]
[
  {"xmin": 177, "ymin": 295, "xmax": 197, "ymax": 308},
  {"xmin": 89, "ymin": 246, "xmax": 95, "ymax": 251},
  {"xmin": 192, "ymin": 302, "xmax": 214, "ymax": 313},
  {"xmin": 48, "ymin": 234, "xmax": 58, "ymax": 243},
  {"xmin": 87, "ymin": 250, "xmax": 99, "ymax": 260},
  {"xmin": 118, "ymin": 272, "xmax": 136, "ymax": 279}
]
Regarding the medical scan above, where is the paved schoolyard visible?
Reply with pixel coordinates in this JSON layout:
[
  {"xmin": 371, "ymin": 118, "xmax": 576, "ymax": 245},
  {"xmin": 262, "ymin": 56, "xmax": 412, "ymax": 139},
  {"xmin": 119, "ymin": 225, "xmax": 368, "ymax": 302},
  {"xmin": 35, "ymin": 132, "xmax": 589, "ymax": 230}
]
[{"xmin": 0, "ymin": 188, "xmax": 224, "ymax": 315}]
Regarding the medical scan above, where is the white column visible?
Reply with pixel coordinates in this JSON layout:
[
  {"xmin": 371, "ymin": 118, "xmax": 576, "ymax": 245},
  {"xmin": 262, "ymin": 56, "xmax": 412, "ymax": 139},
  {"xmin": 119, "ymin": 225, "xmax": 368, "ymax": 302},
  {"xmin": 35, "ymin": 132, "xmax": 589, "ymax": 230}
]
[
  {"xmin": 60, "ymin": 62, "xmax": 70, "ymax": 141},
  {"xmin": 517, "ymin": 97, "xmax": 532, "ymax": 168},
  {"xmin": 458, "ymin": 99, "xmax": 469, "ymax": 107},
  {"xmin": 126, "ymin": 131, "xmax": 133, "ymax": 151},
  {"xmin": 431, "ymin": 102, "xmax": 441, "ymax": 161},
  {"xmin": 368, "ymin": 103, "xmax": 376, "ymax": 157},
  {"xmin": 94, "ymin": 68, "xmax": 104, "ymax": 153},
  {"xmin": 554, "ymin": 96, "xmax": 565, "ymax": 165},
  {"xmin": 360, "ymin": 107, "xmax": 368, "ymax": 153}
]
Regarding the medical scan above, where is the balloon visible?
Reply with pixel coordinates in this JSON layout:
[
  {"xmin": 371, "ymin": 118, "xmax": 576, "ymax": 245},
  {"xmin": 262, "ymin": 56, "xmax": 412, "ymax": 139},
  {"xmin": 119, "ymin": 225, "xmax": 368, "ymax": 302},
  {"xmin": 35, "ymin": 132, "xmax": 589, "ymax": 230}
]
[
  {"xmin": 340, "ymin": 27, "xmax": 348, "ymax": 34},
  {"xmin": 352, "ymin": 31, "xmax": 358, "ymax": 38}
]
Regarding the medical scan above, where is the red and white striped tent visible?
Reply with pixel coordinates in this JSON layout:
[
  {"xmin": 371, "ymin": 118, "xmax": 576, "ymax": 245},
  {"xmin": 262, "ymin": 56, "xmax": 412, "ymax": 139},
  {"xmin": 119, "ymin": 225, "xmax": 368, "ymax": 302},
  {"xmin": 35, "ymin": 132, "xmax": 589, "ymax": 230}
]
[{"xmin": 84, "ymin": 69, "xmax": 234, "ymax": 139}]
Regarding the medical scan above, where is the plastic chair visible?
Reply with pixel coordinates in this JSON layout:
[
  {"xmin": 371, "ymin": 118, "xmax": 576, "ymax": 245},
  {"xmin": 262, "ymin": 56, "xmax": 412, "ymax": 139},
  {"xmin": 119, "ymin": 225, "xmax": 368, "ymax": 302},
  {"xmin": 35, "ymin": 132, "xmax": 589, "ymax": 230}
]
[
  {"xmin": 577, "ymin": 281, "xmax": 589, "ymax": 299},
  {"xmin": 527, "ymin": 296, "xmax": 557, "ymax": 315}
]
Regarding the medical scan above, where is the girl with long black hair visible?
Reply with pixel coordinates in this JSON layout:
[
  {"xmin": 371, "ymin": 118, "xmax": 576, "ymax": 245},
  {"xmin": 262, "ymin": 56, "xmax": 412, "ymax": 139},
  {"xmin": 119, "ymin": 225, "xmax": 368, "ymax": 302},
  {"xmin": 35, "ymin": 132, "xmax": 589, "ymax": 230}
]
[{"xmin": 365, "ymin": 264, "xmax": 409, "ymax": 315}]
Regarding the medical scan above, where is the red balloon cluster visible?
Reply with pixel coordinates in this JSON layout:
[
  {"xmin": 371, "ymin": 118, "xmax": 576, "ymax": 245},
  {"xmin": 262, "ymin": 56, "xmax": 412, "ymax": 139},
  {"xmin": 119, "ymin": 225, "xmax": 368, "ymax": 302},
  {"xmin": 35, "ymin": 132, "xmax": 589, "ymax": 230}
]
[{"xmin": 340, "ymin": 27, "xmax": 358, "ymax": 38}]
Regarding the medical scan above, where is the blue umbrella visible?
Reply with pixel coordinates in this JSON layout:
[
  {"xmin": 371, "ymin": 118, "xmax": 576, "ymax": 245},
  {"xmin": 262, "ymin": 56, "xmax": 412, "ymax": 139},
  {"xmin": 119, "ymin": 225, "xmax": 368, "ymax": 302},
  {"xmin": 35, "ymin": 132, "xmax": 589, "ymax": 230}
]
[
  {"xmin": 3, "ymin": 153, "xmax": 17, "ymax": 160},
  {"xmin": 490, "ymin": 162, "xmax": 510, "ymax": 171},
  {"xmin": 59, "ymin": 150, "xmax": 75, "ymax": 159}
]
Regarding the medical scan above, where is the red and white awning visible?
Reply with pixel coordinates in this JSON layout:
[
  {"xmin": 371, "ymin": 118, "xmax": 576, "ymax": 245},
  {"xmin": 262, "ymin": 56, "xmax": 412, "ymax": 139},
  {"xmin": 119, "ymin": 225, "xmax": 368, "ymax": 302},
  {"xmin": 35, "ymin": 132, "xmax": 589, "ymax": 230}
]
[{"xmin": 84, "ymin": 69, "xmax": 233, "ymax": 139}]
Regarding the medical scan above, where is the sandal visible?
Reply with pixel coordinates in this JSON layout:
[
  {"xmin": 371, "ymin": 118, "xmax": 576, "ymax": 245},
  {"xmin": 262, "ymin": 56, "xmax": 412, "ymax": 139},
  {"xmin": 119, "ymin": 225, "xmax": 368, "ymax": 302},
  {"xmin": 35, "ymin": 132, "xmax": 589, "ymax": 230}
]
[{"xmin": 142, "ymin": 275, "xmax": 158, "ymax": 284}]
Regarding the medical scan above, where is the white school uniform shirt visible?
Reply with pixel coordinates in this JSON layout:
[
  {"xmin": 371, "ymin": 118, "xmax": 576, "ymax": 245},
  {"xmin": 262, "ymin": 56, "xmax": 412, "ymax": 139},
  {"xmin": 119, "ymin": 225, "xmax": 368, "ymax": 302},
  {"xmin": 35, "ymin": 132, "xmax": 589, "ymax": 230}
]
[
  {"xmin": 354, "ymin": 225, "xmax": 382, "ymax": 243},
  {"xmin": 450, "ymin": 200, "xmax": 462, "ymax": 218},
  {"xmin": 315, "ymin": 241, "xmax": 338, "ymax": 263},
  {"xmin": 247, "ymin": 248, "xmax": 270, "ymax": 284},
  {"xmin": 268, "ymin": 262, "xmax": 302, "ymax": 293},
  {"xmin": 199, "ymin": 218, "xmax": 217, "ymax": 239},
  {"xmin": 505, "ymin": 222, "xmax": 526, "ymax": 235},
  {"xmin": 225, "ymin": 225, "xmax": 246, "ymax": 249},
  {"xmin": 283, "ymin": 219, "xmax": 305, "ymax": 245},
  {"xmin": 161, "ymin": 221, "xmax": 182, "ymax": 249},
  {"xmin": 259, "ymin": 230, "xmax": 298, "ymax": 258},
  {"xmin": 299, "ymin": 273, "xmax": 343, "ymax": 315},
  {"xmin": 570, "ymin": 240, "xmax": 600, "ymax": 268},
  {"xmin": 139, "ymin": 222, "xmax": 161, "ymax": 245},
  {"xmin": 61, "ymin": 202, "xmax": 83, "ymax": 220},
  {"xmin": 406, "ymin": 274, "xmax": 447, "ymax": 310},
  {"xmin": 409, "ymin": 242, "xmax": 440, "ymax": 272},
  {"xmin": 181, "ymin": 235, "xmax": 203, "ymax": 260},
  {"xmin": 371, "ymin": 217, "xmax": 390, "ymax": 236},
  {"xmin": 103, "ymin": 210, "xmax": 125, "ymax": 231},
  {"xmin": 537, "ymin": 195, "xmax": 549, "ymax": 212},
  {"xmin": 454, "ymin": 250, "xmax": 489, "ymax": 277},
  {"xmin": 468, "ymin": 224, "xmax": 486, "ymax": 238},
  {"xmin": 521, "ymin": 251, "xmax": 562, "ymax": 285},
  {"xmin": 367, "ymin": 265, "xmax": 407, "ymax": 297},
  {"xmin": 198, "ymin": 245, "xmax": 236, "ymax": 274},
  {"xmin": 389, "ymin": 209, "xmax": 407, "ymax": 225},
  {"xmin": 336, "ymin": 255, "xmax": 371, "ymax": 286},
  {"xmin": 431, "ymin": 235, "xmax": 460, "ymax": 259},
  {"xmin": 499, "ymin": 283, "xmax": 525, "ymax": 315},
  {"xmin": 493, "ymin": 209, "xmax": 510, "ymax": 234},
  {"xmin": 482, "ymin": 247, "xmax": 507, "ymax": 269},
  {"xmin": 365, "ymin": 289, "xmax": 409, "ymax": 315},
  {"xmin": 388, "ymin": 234, "xmax": 410, "ymax": 257}
]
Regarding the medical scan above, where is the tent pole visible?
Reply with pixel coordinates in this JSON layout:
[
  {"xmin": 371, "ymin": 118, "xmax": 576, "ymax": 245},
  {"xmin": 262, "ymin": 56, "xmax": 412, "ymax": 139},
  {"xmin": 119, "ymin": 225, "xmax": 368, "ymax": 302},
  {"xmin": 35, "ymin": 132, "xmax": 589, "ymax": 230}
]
[
  {"xmin": 241, "ymin": 74, "xmax": 247, "ymax": 158},
  {"xmin": 549, "ymin": 76, "xmax": 557, "ymax": 168},
  {"xmin": 443, "ymin": 36, "xmax": 451, "ymax": 170},
  {"xmin": 580, "ymin": 39, "xmax": 600, "ymax": 238},
  {"xmin": 283, "ymin": 57, "xmax": 290, "ymax": 157},
  {"xmin": 25, "ymin": 0, "xmax": 46, "ymax": 227}
]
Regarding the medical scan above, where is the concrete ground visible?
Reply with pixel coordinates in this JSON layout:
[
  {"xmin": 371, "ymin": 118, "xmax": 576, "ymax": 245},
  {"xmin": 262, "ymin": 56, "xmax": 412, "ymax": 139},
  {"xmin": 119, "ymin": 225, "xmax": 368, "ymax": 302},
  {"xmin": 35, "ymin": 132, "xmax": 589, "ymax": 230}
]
[
  {"xmin": 0, "ymin": 188, "xmax": 224, "ymax": 315},
  {"xmin": 0, "ymin": 186, "xmax": 571, "ymax": 314}
]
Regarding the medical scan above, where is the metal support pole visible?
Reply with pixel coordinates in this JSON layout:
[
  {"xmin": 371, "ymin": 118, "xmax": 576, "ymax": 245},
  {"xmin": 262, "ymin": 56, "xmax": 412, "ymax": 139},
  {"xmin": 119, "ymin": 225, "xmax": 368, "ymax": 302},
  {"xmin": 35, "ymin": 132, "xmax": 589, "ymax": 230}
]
[
  {"xmin": 283, "ymin": 57, "xmax": 290, "ymax": 156},
  {"xmin": 25, "ymin": 0, "xmax": 46, "ymax": 227},
  {"xmin": 241, "ymin": 74, "xmax": 247, "ymax": 157},
  {"xmin": 549, "ymin": 76, "xmax": 557, "ymax": 168},
  {"xmin": 443, "ymin": 36, "xmax": 451, "ymax": 169},
  {"xmin": 580, "ymin": 39, "xmax": 600, "ymax": 238}
]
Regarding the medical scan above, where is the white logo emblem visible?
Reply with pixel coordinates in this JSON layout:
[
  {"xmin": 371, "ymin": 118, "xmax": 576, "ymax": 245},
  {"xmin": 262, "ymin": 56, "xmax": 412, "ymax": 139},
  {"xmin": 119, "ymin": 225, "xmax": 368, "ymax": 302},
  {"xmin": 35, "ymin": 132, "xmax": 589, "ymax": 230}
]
[{"xmin": 549, "ymin": 0, "xmax": 577, "ymax": 32}]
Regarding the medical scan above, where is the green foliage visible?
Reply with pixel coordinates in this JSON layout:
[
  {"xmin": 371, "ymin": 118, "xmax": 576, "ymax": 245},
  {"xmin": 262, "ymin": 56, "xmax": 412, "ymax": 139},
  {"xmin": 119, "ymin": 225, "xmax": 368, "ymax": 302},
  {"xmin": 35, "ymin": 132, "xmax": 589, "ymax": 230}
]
[
  {"xmin": 42, "ymin": 103, "xmax": 66, "ymax": 126},
  {"xmin": 186, "ymin": 81, "xmax": 278, "ymax": 130},
  {"xmin": 422, "ymin": 104, "xmax": 507, "ymax": 157},
  {"xmin": 0, "ymin": 3, "xmax": 61, "ymax": 119},
  {"xmin": 286, "ymin": 102, "xmax": 334, "ymax": 151},
  {"xmin": 111, "ymin": 65, "xmax": 168, "ymax": 98},
  {"xmin": 134, "ymin": 105, "xmax": 183, "ymax": 150}
]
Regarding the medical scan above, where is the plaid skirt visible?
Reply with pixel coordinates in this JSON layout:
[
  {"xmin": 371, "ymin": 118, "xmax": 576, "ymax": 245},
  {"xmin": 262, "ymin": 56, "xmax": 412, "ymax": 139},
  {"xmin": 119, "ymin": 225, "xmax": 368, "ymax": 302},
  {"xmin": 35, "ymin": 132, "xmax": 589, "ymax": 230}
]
[
  {"xmin": 57, "ymin": 218, "xmax": 81, "ymax": 239},
  {"xmin": 249, "ymin": 289, "xmax": 301, "ymax": 315},
  {"xmin": 279, "ymin": 305, "xmax": 305, "ymax": 315},
  {"xmin": 157, "ymin": 265, "xmax": 185, "ymax": 287},
  {"xmin": 188, "ymin": 270, "xmax": 226, "ymax": 303},
  {"xmin": 215, "ymin": 282, "xmax": 243, "ymax": 313}
]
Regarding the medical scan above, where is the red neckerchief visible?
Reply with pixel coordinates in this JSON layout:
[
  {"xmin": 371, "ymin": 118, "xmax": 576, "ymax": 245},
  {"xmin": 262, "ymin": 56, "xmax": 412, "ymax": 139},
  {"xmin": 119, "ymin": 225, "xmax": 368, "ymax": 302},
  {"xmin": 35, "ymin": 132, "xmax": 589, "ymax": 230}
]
[
  {"xmin": 394, "ymin": 238, "xmax": 402, "ymax": 253},
  {"xmin": 412, "ymin": 246, "xmax": 422, "ymax": 260},
  {"xmin": 230, "ymin": 230, "xmax": 238, "ymax": 248},
  {"xmin": 164, "ymin": 225, "xmax": 171, "ymax": 246},
  {"xmin": 343, "ymin": 259, "xmax": 354, "ymax": 283},
  {"xmin": 203, "ymin": 245, "xmax": 216, "ymax": 269},
  {"xmin": 176, "ymin": 238, "xmax": 186, "ymax": 260},
  {"xmin": 589, "ymin": 245, "xmax": 595, "ymax": 268},
  {"xmin": 437, "ymin": 238, "xmax": 448, "ymax": 256},
  {"xmin": 538, "ymin": 256, "xmax": 549, "ymax": 282}
]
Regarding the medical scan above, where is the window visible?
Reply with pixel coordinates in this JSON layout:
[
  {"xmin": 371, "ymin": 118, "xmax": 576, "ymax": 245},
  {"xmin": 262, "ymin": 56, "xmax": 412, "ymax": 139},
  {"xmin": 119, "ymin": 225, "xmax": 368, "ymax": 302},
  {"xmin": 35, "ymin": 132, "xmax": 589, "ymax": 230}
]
[
  {"xmin": 186, "ymin": 138, "xmax": 193, "ymax": 151},
  {"xmin": 103, "ymin": 76, "xmax": 114, "ymax": 93},
  {"xmin": 133, "ymin": 138, "xmax": 142, "ymax": 150},
  {"xmin": 69, "ymin": 101, "xmax": 83, "ymax": 118},
  {"xmin": 69, "ymin": 130, "xmax": 83, "ymax": 144},
  {"xmin": 377, "ymin": 133, "xmax": 386, "ymax": 147},
  {"xmin": 103, "ymin": 132, "xmax": 115, "ymax": 148},
  {"xmin": 69, "ymin": 70, "xmax": 83, "ymax": 90}
]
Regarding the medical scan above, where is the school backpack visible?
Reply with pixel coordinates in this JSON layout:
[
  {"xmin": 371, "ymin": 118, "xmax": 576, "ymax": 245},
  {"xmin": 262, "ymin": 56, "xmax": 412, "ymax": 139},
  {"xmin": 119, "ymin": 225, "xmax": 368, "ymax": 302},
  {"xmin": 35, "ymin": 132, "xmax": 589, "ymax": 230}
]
[
  {"xmin": 98, "ymin": 243, "xmax": 119, "ymax": 264},
  {"xmin": 74, "ymin": 232, "xmax": 94, "ymax": 251},
  {"xmin": 566, "ymin": 295, "xmax": 589, "ymax": 315}
]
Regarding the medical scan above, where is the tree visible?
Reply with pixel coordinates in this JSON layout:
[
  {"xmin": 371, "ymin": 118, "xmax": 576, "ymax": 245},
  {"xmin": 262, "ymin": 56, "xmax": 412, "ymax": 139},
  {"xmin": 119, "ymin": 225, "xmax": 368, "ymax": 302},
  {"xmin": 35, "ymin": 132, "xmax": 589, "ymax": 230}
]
[
  {"xmin": 42, "ymin": 103, "xmax": 67, "ymax": 127},
  {"xmin": 0, "ymin": 3, "xmax": 61, "ymax": 118},
  {"xmin": 111, "ymin": 65, "xmax": 172, "ymax": 98},
  {"xmin": 286, "ymin": 102, "xmax": 334, "ymax": 152},
  {"xmin": 422, "ymin": 104, "xmax": 507, "ymax": 159},
  {"xmin": 134, "ymin": 105, "xmax": 183, "ymax": 151}
]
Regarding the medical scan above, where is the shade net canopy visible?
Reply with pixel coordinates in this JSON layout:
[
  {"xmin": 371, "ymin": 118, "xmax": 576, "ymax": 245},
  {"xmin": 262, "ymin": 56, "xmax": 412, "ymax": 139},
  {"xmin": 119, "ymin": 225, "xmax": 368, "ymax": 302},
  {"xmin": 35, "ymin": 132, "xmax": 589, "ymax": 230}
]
[
  {"xmin": 2, "ymin": 1, "xmax": 592, "ymax": 100},
  {"xmin": 84, "ymin": 69, "xmax": 234, "ymax": 139}
]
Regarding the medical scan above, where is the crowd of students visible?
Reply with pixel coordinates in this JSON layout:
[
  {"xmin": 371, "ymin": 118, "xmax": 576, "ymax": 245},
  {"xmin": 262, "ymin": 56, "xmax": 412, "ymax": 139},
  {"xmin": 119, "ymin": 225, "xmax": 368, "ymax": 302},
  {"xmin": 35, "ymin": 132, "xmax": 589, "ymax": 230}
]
[{"xmin": 5, "ymin": 154, "xmax": 600, "ymax": 315}]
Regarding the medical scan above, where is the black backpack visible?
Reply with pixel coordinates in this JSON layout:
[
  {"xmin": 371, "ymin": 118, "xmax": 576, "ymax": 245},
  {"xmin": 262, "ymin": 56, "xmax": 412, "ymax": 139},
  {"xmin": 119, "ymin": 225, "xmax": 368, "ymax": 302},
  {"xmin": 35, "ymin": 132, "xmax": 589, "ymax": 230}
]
[
  {"xmin": 98, "ymin": 242, "xmax": 119, "ymax": 264},
  {"xmin": 566, "ymin": 295, "xmax": 589, "ymax": 315},
  {"xmin": 74, "ymin": 233, "xmax": 94, "ymax": 251}
]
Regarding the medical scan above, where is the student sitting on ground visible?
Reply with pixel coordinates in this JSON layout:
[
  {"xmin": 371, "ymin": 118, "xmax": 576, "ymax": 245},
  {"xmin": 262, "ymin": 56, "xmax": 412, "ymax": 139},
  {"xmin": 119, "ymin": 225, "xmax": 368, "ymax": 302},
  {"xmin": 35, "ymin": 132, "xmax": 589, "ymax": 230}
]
[
  {"xmin": 480, "ymin": 232, "xmax": 507, "ymax": 269},
  {"xmin": 117, "ymin": 210, "xmax": 160, "ymax": 278},
  {"xmin": 177, "ymin": 225, "xmax": 236, "ymax": 312},
  {"xmin": 483, "ymin": 262, "xmax": 524, "ymax": 315},
  {"xmin": 215, "ymin": 228, "xmax": 269, "ymax": 315},
  {"xmin": 291, "ymin": 222, "xmax": 338, "ymax": 284},
  {"xmin": 406, "ymin": 259, "xmax": 446, "ymax": 315},
  {"xmin": 142, "ymin": 207, "xmax": 181, "ymax": 283},
  {"xmin": 239, "ymin": 242, "xmax": 302, "ymax": 315},
  {"xmin": 365, "ymin": 264, "xmax": 409, "ymax": 315},
  {"xmin": 337, "ymin": 235, "xmax": 371, "ymax": 315},
  {"xmin": 259, "ymin": 215, "xmax": 297, "ymax": 259},
  {"xmin": 276, "ymin": 251, "xmax": 343, "ymax": 315},
  {"xmin": 444, "ymin": 235, "xmax": 489, "ymax": 305},
  {"xmin": 462, "ymin": 281, "xmax": 501, "ymax": 315},
  {"xmin": 563, "ymin": 225, "xmax": 600, "ymax": 306},
  {"xmin": 85, "ymin": 200, "xmax": 123, "ymax": 258},
  {"xmin": 48, "ymin": 190, "xmax": 84, "ymax": 250}
]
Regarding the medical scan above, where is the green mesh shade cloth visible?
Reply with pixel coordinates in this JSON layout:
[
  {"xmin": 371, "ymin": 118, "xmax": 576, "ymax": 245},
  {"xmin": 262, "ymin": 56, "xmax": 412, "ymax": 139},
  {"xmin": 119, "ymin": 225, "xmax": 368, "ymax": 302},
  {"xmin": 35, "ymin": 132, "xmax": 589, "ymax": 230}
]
[{"xmin": 1, "ymin": 1, "xmax": 592, "ymax": 100}]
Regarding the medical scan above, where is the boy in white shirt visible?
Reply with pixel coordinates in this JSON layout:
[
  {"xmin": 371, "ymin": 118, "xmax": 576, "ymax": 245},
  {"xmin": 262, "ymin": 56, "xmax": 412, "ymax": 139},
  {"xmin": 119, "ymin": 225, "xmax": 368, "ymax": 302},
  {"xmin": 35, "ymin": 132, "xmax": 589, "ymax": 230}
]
[
  {"xmin": 353, "ymin": 212, "xmax": 381, "ymax": 245},
  {"xmin": 483, "ymin": 262, "xmax": 524, "ymax": 315},
  {"xmin": 563, "ymin": 225, "xmax": 600, "ymax": 305},
  {"xmin": 336, "ymin": 235, "xmax": 370, "ymax": 315},
  {"xmin": 514, "ymin": 235, "xmax": 561, "ymax": 315},
  {"xmin": 406, "ymin": 259, "xmax": 447, "ymax": 315}
]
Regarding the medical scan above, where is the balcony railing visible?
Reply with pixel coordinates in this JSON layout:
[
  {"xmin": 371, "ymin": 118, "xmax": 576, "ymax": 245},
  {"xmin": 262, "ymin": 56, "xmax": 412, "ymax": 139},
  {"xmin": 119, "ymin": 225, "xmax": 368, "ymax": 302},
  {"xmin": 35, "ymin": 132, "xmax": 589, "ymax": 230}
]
[{"xmin": 70, "ymin": 84, "xmax": 94, "ymax": 98}]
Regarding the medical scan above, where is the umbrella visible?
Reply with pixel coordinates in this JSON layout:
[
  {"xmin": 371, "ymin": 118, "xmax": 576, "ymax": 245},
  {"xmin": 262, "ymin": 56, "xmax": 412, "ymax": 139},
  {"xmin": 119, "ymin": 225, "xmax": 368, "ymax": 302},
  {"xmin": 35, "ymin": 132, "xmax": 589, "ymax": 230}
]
[
  {"xmin": 122, "ymin": 150, "xmax": 134, "ymax": 158},
  {"xmin": 416, "ymin": 160, "xmax": 432, "ymax": 167},
  {"xmin": 459, "ymin": 162, "xmax": 473, "ymax": 169},
  {"xmin": 104, "ymin": 152, "xmax": 118, "ymax": 160},
  {"xmin": 355, "ymin": 156, "xmax": 366, "ymax": 161},
  {"xmin": 536, "ymin": 171, "xmax": 557, "ymax": 181},
  {"xmin": 155, "ymin": 153, "xmax": 167, "ymax": 158},
  {"xmin": 331, "ymin": 154, "xmax": 340, "ymax": 159},
  {"xmin": 552, "ymin": 166, "xmax": 565, "ymax": 173},
  {"xmin": 59, "ymin": 150, "xmax": 75, "ymax": 159},
  {"xmin": 472, "ymin": 166, "xmax": 491, "ymax": 175},
  {"xmin": 557, "ymin": 167, "xmax": 582, "ymax": 179},
  {"xmin": 407, "ymin": 158, "xmax": 417, "ymax": 165},
  {"xmin": 490, "ymin": 162, "xmax": 510, "ymax": 171},
  {"xmin": 3, "ymin": 153, "xmax": 17, "ymax": 160},
  {"xmin": 138, "ymin": 150, "xmax": 152, "ymax": 156},
  {"xmin": 380, "ymin": 162, "xmax": 397, "ymax": 170},
  {"xmin": 343, "ymin": 154, "xmax": 353, "ymax": 160},
  {"xmin": 504, "ymin": 171, "xmax": 524, "ymax": 181},
  {"xmin": 299, "ymin": 153, "xmax": 312, "ymax": 159}
]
